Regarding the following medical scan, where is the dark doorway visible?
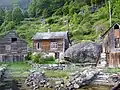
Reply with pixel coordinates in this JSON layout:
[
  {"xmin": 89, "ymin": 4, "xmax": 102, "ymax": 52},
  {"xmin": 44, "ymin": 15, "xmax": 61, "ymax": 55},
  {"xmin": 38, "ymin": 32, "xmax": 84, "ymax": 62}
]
[{"xmin": 55, "ymin": 52, "xmax": 59, "ymax": 59}]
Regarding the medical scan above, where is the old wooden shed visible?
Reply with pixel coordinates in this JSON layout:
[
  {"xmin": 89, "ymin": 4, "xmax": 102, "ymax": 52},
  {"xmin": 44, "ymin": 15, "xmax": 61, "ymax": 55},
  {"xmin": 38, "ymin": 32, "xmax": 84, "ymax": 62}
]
[
  {"xmin": 32, "ymin": 31, "xmax": 70, "ymax": 60},
  {"xmin": 0, "ymin": 30, "xmax": 28, "ymax": 62},
  {"xmin": 101, "ymin": 23, "xmax": 120, "ymax": 67}
]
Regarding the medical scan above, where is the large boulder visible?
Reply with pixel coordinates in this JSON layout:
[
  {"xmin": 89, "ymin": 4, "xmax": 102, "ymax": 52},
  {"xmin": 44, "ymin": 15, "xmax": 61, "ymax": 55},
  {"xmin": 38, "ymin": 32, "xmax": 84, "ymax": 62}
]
[{"xmin": 64, "ymin": 42, "xmax": 102, "ymax": 63}]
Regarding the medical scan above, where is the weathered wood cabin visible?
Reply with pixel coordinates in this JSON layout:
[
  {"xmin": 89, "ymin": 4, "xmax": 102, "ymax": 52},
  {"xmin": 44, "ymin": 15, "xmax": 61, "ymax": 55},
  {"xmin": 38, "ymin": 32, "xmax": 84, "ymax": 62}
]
[
  {"xmin": 0, "ymin": 30, "xmax": 28, "ymax": 62},
  {"xmin": 100, "ymin": 23, "xmax": 120, "ymax": 67},
  {"xmin": 32, "ymin": 31, "xmax": 70, "ymax": 60}
]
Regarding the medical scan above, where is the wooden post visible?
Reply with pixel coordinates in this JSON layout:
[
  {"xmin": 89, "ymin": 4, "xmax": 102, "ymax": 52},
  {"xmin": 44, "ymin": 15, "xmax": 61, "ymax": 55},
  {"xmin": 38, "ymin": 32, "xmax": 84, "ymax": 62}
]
[{"xmin": 108, "ymin": 1, "xmax": 112, "ymax": 27}]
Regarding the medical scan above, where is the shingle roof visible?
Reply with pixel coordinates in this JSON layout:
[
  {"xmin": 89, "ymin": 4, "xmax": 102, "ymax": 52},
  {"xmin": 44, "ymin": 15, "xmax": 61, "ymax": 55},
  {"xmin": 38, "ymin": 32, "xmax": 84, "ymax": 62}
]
[{"xmin": 32, "ymin": 31, "xmax": 68, "ymax": 40}]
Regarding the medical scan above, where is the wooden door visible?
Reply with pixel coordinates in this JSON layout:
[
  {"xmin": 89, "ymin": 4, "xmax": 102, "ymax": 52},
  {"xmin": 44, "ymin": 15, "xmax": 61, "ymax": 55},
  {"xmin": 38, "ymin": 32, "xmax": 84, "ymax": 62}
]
[{"xmin": 41, "ymin": 40, "xmax": 50, "ymax": 51}]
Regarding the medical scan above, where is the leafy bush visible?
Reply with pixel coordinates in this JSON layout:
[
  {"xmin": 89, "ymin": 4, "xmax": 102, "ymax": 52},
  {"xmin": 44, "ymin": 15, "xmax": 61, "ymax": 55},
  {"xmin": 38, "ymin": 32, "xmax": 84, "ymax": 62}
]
[
  {"xmin": 25, "ymin": 52, "xmax": 32, "ymax": 61},
  {"xmin": 31, "ymin": 53, "xmax": 56, "ymax": 64},
  {"xmin": 32, "ymin": 53, "xmax": 44, "ymax": 63}
]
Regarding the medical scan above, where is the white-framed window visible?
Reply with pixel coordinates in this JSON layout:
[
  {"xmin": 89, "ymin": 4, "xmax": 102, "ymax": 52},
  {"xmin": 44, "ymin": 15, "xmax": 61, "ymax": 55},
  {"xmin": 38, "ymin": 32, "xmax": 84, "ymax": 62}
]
[
  {"xmin": 5, "ymin": 45, "xmax": 11, "ymax": 50},
  {"xmin": 36, "ymin": 42, "xmax": 41, "ymax": 50},
  {"xmin": 50, "ymin": 42, "xmax": 58, "ymax": 50}
]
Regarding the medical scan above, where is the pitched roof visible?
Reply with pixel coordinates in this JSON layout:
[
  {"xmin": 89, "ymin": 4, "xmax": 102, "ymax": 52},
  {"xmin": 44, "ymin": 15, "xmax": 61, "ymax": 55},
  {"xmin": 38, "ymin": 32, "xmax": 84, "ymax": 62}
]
[
  {"xmin": 32, "ymin": 31, "xmax": 68, "ymax": 40},
  {"xmin": 0, "ymin": 30, "xmax": 28, "ymax": 44},
  {"xmin": 100, "ymin": 23, "xmax": 120, "ymax": 39}
]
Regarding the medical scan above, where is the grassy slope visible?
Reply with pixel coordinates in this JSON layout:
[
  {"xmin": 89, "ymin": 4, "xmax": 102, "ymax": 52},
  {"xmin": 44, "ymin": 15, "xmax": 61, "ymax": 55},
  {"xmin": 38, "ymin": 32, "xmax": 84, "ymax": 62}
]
[{"xmin": 7, "ymin": 62, "xmax": 31, "ymax": 78}]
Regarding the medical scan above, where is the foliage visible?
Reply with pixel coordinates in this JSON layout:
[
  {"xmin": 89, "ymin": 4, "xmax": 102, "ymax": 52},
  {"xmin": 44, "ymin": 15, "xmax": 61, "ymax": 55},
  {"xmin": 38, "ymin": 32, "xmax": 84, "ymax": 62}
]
[
  {"xmin": 31, "ymin": 53, "xmax": 56, "ymax": 64},
  {"xmin": 25, "ymin": 52, "xmax": 32, "ymax": 61},
  {"xmin": 0, "ymin": 8, "xmax": 5, "ymax": 25},
  {"xmin": 5, "ymin": 10, "xmax": 12, "ymax": 21},
  {"xmin": 32, "ymin": 53, "xmax": 43, "ymax": 63},
  {"xmin": 0, "ymin": 0, "xmax": 120, "ymax": 46},
  {"xmin": 12, "ymin": 6, "xmax": 24, "ymax": 24},
  {"xmin": 104, "ymin": 68, "xmax": 120, "ymax": 74}
]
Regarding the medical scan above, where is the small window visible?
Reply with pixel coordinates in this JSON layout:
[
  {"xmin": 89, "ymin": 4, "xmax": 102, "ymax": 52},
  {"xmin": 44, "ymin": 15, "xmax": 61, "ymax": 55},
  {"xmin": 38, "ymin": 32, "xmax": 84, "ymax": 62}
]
[
  {"xmin": 114, "ymin": 24, "xmax": 119, "ymax": 29},
  {"xmin": 50, "ymin": 42, "xmax": 58, "ymax": 50},
  {"xmin": 115, "ymin": 38, "xmax": 120, "ymax": 48},
  {"xmin": 36, "ymin": 43, "xmax": 41, "ymax": 50},
  {"xmin": 11, "ymin": 38, "xmax": 17, "ymax": 43}
]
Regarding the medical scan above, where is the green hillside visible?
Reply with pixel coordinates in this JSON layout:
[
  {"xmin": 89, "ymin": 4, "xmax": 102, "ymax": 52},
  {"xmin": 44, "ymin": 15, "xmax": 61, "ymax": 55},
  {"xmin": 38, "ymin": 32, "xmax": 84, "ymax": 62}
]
[{"xmin": 0, "ymin": 0, "xmax": 119, "ymax": 46}]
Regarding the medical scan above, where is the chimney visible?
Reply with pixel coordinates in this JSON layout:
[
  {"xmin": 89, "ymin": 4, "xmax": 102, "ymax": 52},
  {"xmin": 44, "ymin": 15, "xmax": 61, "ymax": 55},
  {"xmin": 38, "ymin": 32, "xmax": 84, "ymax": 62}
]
[{"xmin": 48, "ymin": 28, "xmax": 50, "ymax": 33}]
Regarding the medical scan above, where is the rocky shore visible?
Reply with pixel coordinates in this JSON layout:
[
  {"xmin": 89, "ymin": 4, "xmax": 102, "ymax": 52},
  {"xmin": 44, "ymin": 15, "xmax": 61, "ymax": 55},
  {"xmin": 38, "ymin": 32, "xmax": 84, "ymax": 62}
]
[{"xmin": 24, "ymin": 68, "xmax": 118, "ymax": 90}]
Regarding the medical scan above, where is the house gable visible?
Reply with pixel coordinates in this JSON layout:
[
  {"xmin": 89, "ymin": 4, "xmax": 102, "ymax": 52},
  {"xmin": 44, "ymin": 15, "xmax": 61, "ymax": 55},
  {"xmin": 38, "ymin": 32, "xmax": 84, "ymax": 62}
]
[
  {"xmin": 0, "ymin": 30, "xmax": 27, "ymax": 44},
  {"xmin": 100, "ymin": 23, "xmax": 120, "ymax": 39}
]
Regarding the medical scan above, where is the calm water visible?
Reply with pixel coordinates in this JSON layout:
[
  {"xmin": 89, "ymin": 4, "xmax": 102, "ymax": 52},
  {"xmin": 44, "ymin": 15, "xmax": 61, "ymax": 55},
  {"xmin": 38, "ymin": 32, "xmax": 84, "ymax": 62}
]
[{"xmin": 79, "ymin": 85, "xmax": 112, "ymax": 90}]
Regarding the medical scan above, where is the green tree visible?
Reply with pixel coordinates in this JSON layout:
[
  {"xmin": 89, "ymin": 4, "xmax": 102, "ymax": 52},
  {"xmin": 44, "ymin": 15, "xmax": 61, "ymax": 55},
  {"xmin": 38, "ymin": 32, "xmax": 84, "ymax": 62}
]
[
  {"xmin": 23, "ymin": 10, "xmax": 29, "ymax": 18},
  {"xmin": 112, "ymin": 0, "xmax": 120, "ymax": 19},
  {"xmin": 0, "ymin": 8, "xmax": 5, "ymax": 25},
  {"xmin": 12, "ymin": 6, "xmax": 24, "ymax": 24},
  {"xmin": 62, "ymin": 5, "xmax": 69, "ymax": 15},
  {"xmin": 28, "ymin": 0, "xmax": 37, "ymax": 17},
  {"xmin": 5, "ymin": 10, "xmax": 12, "ymax": 21}
]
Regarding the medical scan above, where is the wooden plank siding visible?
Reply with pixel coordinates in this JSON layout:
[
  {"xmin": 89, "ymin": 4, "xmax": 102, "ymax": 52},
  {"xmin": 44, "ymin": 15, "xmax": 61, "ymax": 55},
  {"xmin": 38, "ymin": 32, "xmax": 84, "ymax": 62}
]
[
  {"xmin": 33, "ymin": 39, "xmax": 64, "ymax": 53},
  {"xmin": 101, "ymin": 24, "xmax": 120, "ymax": 67},
  {"xmin": 0, "ymin": 30, "xmax": 28, "ymax": 62},
  {"xmin": 108, "ymin": 52, "xmax": 120, "ymax": 67}
]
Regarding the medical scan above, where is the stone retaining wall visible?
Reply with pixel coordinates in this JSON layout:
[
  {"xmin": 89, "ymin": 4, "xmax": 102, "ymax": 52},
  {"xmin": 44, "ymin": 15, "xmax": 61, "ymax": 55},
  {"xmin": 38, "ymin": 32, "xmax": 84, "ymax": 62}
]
[{"xmin": 29, "ymin": 63, "xmax": 68, "ymax": 70}]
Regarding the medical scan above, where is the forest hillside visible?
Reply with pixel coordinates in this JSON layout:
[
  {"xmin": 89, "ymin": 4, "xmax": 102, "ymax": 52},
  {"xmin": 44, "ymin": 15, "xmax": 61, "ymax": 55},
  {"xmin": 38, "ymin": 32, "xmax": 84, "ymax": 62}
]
[{"xmin": 0, "ymin": 0, "xmax": 119, "ymax": 46}]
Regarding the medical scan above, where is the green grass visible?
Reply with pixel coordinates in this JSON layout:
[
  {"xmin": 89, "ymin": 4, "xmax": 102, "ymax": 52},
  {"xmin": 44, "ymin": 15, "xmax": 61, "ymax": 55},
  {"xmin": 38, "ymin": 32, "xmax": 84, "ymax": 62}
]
[
  {"xmin": 39, "ymin": 60, "xmax": 56, "ymax": 64},
  {"xmin": 45, "ymin": 70, "xmax": 70, "ymax": 78},
  {"xmin": 104, "ymin": 68, "xmax": 120, "ymax": 74},
  {"xmin": 7, "ymin": 62, "xmax": 31, "ymax": 71},
  {"xmin": 5, "ymin": 62, "xmax": 31, "ymax": 78}
]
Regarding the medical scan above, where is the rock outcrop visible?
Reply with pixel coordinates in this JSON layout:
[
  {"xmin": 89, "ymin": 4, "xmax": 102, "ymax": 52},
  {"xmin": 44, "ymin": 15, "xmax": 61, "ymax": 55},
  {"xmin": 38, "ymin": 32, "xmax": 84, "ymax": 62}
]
[
  {"xmin": 64, "ymin": 42, "xmax": 102, "ymax": 64},
  {"xmin": 65, "ymin": 69, "xmax": 100, "ymax": 90},
  {"xmin": 25, "ymin": 72, "xmax": 48, "ymax": 90}
]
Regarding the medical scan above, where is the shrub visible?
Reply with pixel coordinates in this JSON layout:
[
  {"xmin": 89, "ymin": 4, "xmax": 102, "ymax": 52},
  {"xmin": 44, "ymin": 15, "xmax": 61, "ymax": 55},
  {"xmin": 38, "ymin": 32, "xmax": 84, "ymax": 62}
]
[
  {"xmin": 25, "ymin": 52, "xmax": 32, "ymax": 61},
  {"xmin": 31, "ymin": 53, "xmax": 56, "ymax": 64},
  {"xmin": 44, "ymin": 56, "xmax": 55, "ymax": 61},
  {"xmin": 32, "ymin": 53, "xmax": 44, "ymax": 63}
]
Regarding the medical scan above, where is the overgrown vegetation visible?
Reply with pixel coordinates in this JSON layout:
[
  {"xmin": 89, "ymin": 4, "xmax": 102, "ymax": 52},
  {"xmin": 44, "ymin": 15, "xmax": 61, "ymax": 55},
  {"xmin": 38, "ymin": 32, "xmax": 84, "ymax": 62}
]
[
  {"xmin": 104, "ymin": 68, "xmax": 120, "ymax": 74},
  {"xmin": 45, "ymin": 70, "xmax": 70, "ymax": 78},
  {"xmin": 0, "ymin": 0, "xmax": 119, "ymax": 45},
  {"xmin": 4, "ymin": 62, "xmax": 32, "ymax": 79},
  {"xmin": 25, "ymin": 53, "xmax": 56, "ymax": 64}
]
